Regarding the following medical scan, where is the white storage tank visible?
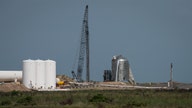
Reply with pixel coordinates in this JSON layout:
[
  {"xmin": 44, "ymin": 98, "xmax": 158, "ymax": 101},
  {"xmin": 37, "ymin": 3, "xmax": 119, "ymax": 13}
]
[
  {"xmin": 35, "ymin": 60, "xmax": 45, "ymax": 89},
  {"xmin": 23, "ymin": 59, "xmax": 36, "ymax": 89},
  {"xmin": 0, "ymin": 71, "xmax": 22, "ymax": 82},
  {"xmin": 45, "ymin": 60, "xmax": 56, "ymax": 89}
]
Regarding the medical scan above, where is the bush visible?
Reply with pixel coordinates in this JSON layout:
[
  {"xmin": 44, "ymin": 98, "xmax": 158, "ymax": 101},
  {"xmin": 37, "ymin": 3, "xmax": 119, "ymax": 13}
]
[
  {"xmin": 59, "ymin": 98, "xmax": 73, "ymax": 105},
  {"xmin": 89, "ymin": 94, "xmax": 112, "ymax": 103},
  {"xmin": 16, "ymin": 96, "xmax": 35, "ymax": 106},
  {"xmin": 11, "ymin": 90, "xmax": 20, "ymax": 96},
  {"xmin": 125, "ymin": 99, "xmax": 147, "ymax": 107},
  {"xmin": 1, "ymin": 100, "xmax": 11, "ymax": 106}
]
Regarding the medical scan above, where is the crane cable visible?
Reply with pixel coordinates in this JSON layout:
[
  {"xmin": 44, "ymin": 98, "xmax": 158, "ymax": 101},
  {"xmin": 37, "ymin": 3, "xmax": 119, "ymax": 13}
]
[{"xmin": 71, "ymin": 33, "xmax": 81, "ymax": 72}]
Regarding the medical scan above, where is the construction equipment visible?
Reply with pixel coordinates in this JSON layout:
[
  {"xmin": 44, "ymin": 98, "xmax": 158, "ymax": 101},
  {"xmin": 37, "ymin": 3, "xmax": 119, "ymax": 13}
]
[
  {"xmin": 71, "ymin": 71, "xmax": 77, "ymax": 81},
  {"xmin": 57, "ymin": 81, "xmax": 64, "ymax": 85},
  {"xmin": 71, "ymin": 5, "xmax": 90, "ymax": 82}
]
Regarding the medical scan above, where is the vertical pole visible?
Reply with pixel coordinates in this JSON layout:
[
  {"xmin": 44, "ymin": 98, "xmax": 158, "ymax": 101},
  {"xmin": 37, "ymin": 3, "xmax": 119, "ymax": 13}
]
[{"xmin": 170, "ymin": 63, "xmax": 173, "ymax": 87}]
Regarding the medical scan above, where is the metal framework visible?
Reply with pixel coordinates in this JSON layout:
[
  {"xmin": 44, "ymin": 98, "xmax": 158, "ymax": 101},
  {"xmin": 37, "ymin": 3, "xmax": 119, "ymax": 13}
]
[{"xmin": 72, "ymin": 5, "xmax": 89, "ymax": 82}]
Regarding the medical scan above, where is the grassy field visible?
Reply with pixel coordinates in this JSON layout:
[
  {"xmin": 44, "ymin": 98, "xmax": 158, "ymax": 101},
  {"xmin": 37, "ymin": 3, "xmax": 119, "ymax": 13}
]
[{"xmin": 0, "ymin": 89, "xmax": 192, "ymax": 108}]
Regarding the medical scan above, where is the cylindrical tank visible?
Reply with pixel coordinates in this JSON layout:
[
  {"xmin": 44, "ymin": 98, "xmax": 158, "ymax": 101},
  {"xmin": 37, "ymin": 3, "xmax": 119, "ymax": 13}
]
[
  {"xmin": 0, "ymin": 71, "xmax": 22, "ymax": 82},
  {"xmin": 117, "ymin": 58, "xmax": 129, "ymax": 81},
  {"xmin": 45, "ymin": 60, "xmax": 56, "ymax": 89},
  {"xmin": 35, "ymin": 60, "xmax": 45, "ymax": 89},
  {"xmin": 23, "ymin": 59, "xmax": 36, "ymax": 89}
]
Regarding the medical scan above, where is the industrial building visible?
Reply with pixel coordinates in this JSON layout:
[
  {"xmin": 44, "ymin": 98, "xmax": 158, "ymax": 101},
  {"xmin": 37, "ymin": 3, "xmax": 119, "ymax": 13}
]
[{"xmin": 103, "ymin": 70, "xmax": 112, "ymax": 81}]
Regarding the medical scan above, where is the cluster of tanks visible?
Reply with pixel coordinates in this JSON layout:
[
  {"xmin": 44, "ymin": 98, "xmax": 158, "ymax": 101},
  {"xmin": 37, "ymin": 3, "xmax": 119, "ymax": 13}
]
[{"xmin": 23, "ymin": 59, "xmax": 56, "ymax": 89}]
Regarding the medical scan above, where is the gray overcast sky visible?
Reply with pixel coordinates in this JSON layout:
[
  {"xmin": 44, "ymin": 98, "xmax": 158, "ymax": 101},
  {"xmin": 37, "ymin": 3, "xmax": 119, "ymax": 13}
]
[{"xmin": 0, "ymin": 0, "xmax": 192, "ymax": 83}]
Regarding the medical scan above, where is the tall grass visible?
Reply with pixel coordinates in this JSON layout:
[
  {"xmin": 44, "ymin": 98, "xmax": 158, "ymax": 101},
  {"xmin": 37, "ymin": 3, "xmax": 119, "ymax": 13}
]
[{"xmin": 0, "ymin": 90, "xmax": 192, "ymax": 108}]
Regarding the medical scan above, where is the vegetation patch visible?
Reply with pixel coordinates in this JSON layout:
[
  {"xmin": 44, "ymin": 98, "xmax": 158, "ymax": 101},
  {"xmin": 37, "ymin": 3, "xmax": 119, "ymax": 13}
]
[
  {"xmin": 89, "ymin": 94, "xmax": 112, "ymax": 103},
  {"xmin": 59, "ymin": 98, "xmax": 73, "ymax": 105},
  {"xmin": 125, "ymin": 99, "xmax": 147, "ymax": 107},
  {"xmin": 16, "ymin": 96, "xmax": 36, "ymax": 106},
  {"xmin": 0, "ymin": 99, "xmax": 11, "ymax": 106},
  {"xmin": 11, "ymin": 90, "xmax": 20, "ymax": 97},
  {"xmin": 0, "ymin": 90, "xmax": 192, "ymax": 108}
]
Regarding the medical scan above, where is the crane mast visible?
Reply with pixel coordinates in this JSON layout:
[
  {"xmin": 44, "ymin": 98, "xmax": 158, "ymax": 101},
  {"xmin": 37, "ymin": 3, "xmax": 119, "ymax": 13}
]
[
  {"xmin": 72, "ymin": 5, "xmax": 89, "ymax": 82},
  {"xmin": 85, "ymin": 5, "xmax": 90, "ymax": 82}
]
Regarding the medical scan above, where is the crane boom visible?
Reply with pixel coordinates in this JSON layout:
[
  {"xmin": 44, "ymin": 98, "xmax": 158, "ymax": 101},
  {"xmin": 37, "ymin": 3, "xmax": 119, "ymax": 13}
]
[
  {"xmin": 85, "ymin": 5, "xmax": 90, "ymax": 82},
  {"xmin": 72, "ymin": 5, "xmax": 89, "ymax": 82}
]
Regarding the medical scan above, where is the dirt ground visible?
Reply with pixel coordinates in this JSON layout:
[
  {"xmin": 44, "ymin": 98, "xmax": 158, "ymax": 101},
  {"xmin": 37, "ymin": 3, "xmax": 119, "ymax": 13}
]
[
  {"xmin": 1, "ymin": 80, "xmax": 192, "ymax": 92},
  {"xmin": 0, "ymin": 83, "xmax": 30, "ymax": 92}
]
